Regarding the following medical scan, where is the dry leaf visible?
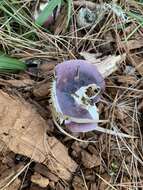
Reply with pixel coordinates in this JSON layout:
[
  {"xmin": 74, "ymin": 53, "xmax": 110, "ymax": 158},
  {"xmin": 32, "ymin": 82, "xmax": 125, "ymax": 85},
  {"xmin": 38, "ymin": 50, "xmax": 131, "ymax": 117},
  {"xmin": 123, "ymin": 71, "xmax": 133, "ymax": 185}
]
[
  {"xmin": 80, "ymin": 52, "xmax": 126, "ymax": 77},
  {"xmin": 0, "ymin": 90, "xmax": 77, "ymax": 181}
]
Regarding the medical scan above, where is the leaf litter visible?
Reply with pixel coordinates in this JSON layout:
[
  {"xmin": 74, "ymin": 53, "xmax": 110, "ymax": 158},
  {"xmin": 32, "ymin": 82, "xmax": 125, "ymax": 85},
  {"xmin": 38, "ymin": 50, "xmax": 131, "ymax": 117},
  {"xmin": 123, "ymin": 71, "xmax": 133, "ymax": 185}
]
[{"xmin": 0, "ymin": 0, "xmax": 143, "ymax": 189}]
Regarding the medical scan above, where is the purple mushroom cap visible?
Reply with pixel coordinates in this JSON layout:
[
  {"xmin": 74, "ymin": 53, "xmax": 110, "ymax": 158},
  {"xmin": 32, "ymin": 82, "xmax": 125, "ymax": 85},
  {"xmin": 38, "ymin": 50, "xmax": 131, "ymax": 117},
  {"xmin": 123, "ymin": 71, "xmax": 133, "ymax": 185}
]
[{"xmin": 54, "ymin": 60, "xmax": 105, "ymax": 132}]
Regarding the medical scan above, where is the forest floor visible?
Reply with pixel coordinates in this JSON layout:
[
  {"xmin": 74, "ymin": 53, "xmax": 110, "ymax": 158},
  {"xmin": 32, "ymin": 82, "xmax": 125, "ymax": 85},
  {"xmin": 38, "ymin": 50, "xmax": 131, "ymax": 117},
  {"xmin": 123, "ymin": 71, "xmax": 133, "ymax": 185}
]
[{"xmin": 0, "ymin": 0, "xmax": 143, "ymax": 190}]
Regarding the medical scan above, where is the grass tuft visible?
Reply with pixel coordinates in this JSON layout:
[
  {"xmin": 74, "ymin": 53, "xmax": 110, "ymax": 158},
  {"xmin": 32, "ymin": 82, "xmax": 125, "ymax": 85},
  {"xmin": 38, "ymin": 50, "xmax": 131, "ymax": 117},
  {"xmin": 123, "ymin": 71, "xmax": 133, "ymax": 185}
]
[
  {"xmin": 0, "ymin": 53, "xmax": 27, "ymax": 73},
  {"xmin": 35, "ymin": 0, "xmax": 62, "ymax": 27}
]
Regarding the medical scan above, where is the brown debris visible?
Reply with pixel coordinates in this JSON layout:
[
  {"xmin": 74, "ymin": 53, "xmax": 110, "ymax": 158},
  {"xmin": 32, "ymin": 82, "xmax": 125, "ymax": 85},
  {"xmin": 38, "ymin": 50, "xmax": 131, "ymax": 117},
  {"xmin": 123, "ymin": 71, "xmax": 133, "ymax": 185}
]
[
  {"xmin": 117, "ymin": 75, "xmax": 137, "ymax": 86},
  {"xmin": 39, "ymin": 61, "xmax": 56, "ymax": 74},
  {"xmin": 0, "ymin": 163, "xmax": 24, "ymax": 190},
  {"xmin": 81, "ymin": 151, "xmax": 101, "ymax": 169},
  {"xmin": 30, "ymin": 183, "xmax": 46, "ymax": 190},
  {"xmin": 34, "ymin": 163, "xmax": 59, "ymax": 182},
  {"xmin": 0, "ymin": 90, "xmax": 77, "ymax": 181},
  {"xmin": 99, "ymin": 173, "xmax": 111, "ymax": 190},
  {"xmin": 6, "ymin": 79, "xmax": 34, "ymax": 88},
  {"xmin": 72, "ymin": 176, "xmax": 87, "ymax": 190},
  {"xmin": 5, "ymin": 178, "xmax": 21, "ymax": 190},
  {"xmin": 49, "ymin": 181, "xmax": 55, "ymax": 189},
  {"xmin": 0, "ymin": 139, "xmax": 8, "ymax": 153},
  {"xmin": 54, "ymin": 6, "xmax": 68, "ymax": 34},
  {"xmin": 0, "ymin": 79, "xmax": 34, "ymax": 88},
  {"xmin": 138, "ymin": 99, "xmax": 143, "ymax": 110},
  {"xmin": 55, "ymin": 182, "xmax": 65, "ymax": 190},
  {"xmin": 71, "ymin": 142, "xmax": 82, "ymax": 158},
  {"xmin": 129, "ymin": 55, "xmax": 143, "ymax": 76},
  {"xmin": 89, "ymin": 183, "xmax": 98, "ymax": 190},
  {"xmin": 33, "ymin": 80, "xmax": 51, "ymax": 97},
  {"xmin": 121, "ymin": 38, "xmax": 143, "ymax": 51}
]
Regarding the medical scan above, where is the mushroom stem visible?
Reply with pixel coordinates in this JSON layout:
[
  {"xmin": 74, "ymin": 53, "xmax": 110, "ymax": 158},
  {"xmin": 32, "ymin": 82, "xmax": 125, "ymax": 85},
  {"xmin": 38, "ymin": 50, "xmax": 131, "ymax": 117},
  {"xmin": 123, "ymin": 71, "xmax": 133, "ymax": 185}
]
[
  {"xmin": 52, "ymin": 114, "xmax": 98, "ymax": 143},
  {"xmin": 53, "ymin": 111, "xmax": 137, "ymax": 139}
]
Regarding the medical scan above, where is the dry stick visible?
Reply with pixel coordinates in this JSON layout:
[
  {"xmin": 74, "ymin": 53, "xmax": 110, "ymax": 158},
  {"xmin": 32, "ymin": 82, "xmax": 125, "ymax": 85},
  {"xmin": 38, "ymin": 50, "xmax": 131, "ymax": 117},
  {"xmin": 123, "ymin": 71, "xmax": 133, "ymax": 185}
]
[
  {"xmin": 73, "ymin": 1, "xmax": 97, "ymax": 9},
  {"xmin": 96, "ymin": 173, "xmax": 117, "ymax": 190},
  {"xmin": 80, "ymin": 169, "xmax": 88, "ymax": 190}
]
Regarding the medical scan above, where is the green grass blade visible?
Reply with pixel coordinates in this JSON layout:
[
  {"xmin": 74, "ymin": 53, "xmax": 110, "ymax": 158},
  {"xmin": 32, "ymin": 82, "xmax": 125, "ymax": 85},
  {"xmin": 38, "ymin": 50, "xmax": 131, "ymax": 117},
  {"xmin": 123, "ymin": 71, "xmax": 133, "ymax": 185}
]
[
  {"xmin": 35, "ymin": 0, "xmax": 62, "ymax": 26},
  {"xmin": 0, "ymin": 54, "xmax": 27, "ymax": 73},
  {"xmin": 127, "ymin": 11, "xmax": 143, "ymax": 23},
  {"xmin": 66, "ymin": 0, "xmax": 72, "ymax": 28}
]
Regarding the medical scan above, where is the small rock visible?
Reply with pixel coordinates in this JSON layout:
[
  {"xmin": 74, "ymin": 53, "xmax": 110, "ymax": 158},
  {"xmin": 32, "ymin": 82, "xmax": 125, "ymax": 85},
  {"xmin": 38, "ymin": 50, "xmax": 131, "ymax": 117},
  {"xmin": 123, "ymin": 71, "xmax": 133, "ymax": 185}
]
[{"xmin": 31, "ymin": 172, "xmax": 49, "ymax": 188}]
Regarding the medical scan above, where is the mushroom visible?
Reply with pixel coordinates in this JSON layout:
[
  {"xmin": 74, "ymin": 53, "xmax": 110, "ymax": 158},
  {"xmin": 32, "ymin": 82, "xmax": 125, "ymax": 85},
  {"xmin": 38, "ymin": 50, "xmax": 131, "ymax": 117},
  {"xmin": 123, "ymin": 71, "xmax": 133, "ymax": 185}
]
[{"xmin": 50, "ymin": 60, "xmax": 136, "ymax": 139}]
